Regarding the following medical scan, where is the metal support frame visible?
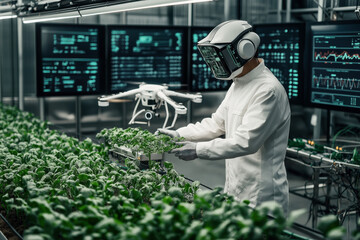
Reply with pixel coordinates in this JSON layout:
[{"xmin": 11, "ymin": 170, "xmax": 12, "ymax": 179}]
[
  {"xmin": 224, "ymin": 0, "xmax": 230, "ymax": 20},
  {"xmin": 286, "ymin": 0, "xmax": 291, "ymax": 22},
  {"xmin": 17, "ymin": 16, "xmax": 24, "ymax": 110},
  {"xmin": 39, "ymin": 98, "xmax": 45, "ymax": 121},
  {"xmin": 186, "ymin": 3, "xmax": 193, "ymax": 125},
  {"xmin": 277, "ymin": 0, "xmax": 282, "ymax": 22},
  {"xmin": 76, "ymin": 96, "xmax": 81, "ymax": 139},
  {"xmin": 312, "ymin": 168, "xmax": 320, "ymax": 228},
  {"xmin": 312, "ymin": 0, "xmax": 326, "ymax": 141}
]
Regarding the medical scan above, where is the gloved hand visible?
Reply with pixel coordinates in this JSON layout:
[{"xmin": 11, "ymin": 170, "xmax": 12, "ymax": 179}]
[
  {"xmin": 170, "ymin": 141, "xmax": 197, "ymax": 161},
  {"xmin": 156, "ymin": 128, "xmax": 180, "ymax": 138}
]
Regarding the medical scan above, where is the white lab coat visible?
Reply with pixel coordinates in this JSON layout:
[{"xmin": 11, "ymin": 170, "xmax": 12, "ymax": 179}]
[{"xmin": 176, "ymin": 60, "xmax": 290, "ymax": 215}]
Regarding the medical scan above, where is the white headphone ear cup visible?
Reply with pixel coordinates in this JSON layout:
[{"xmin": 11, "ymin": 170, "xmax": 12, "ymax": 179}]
[{"xmin": 237, "ymin": 39, "xmax": 255, "ymax": 60}]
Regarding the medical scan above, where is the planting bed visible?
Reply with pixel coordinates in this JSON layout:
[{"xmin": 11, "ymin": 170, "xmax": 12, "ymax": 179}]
[{"xmin": 0, "ymin": 104, "xmax": 355, "ymax": 240}]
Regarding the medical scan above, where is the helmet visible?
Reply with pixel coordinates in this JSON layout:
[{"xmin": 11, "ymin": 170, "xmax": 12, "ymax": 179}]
[{"xmin": 197, "ymin": 20, "xmax": 260, "ymax": 80}]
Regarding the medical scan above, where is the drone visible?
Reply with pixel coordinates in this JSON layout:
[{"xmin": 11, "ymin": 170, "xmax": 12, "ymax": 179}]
[{"xmin": 98, "ymin": 83, "xmax": 202, "ymax": 129}]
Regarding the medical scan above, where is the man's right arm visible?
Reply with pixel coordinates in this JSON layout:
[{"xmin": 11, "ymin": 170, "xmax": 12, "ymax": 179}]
[{"xmin": 176, "ymin": 88, "xmax": 230, "ymax": 142}]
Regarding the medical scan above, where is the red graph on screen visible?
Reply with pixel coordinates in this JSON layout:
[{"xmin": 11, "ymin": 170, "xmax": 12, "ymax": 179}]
[{"xmin": 314, "ymin": 50, "xmax": 360, "ymax": 64}]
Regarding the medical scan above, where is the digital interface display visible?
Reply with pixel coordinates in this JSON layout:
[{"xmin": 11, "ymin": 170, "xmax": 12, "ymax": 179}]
[
  {"xmin": 254, "ymin": 24, "xmax": 304, "ymax": 103},
  {"xmin": 191, "ymin": 29, "xmax": 231, "ymax": 91},
  {"xmin": 36, "ymin": 24, "xmax": 105, "ymax": 96},
  {"xmin": 109, "ymin": 26, "xmax": 186, "ymax": 92},
  {"xmin": 310, "ymin": 23, "xmax": 360, "ymax": 110}
]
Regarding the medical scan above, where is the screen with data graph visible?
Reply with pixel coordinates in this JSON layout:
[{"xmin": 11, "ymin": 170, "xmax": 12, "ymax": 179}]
[
  {"xmin": 108, "ymin": 26, "xmax": 187, "ymax": 93},
  {"xmin": 190, "ymin": 27, "xmax": 231, "ymax": 91},
  {"xmin": 36, "ymin": 24, "xmax": 105, "ymax": 96},
  {"xmin": 309, "ymin": 22, "xmax": 360, "ymax": 111},
  {"xmin": 253, "ymin": 23, "xmax": 305, "ymax": 104}
]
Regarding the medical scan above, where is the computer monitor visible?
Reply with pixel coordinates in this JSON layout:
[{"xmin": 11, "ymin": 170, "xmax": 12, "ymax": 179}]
[
  {"xmin": 108, "ymin": 26, "xmax": 187, "ymax": 93},
  {"xmin": 36, "ymin": 23, "xmax": 105, "ymax": 96},
  {"xmin": 190, "ymin": 27, "xmax": 231, "ymax": 92},
  {"xmin": 307, "ymin": 21, "xmax": 360, "ymax": 112},
  {"xmin": 253, "ymin": 23, "xmax": 305, "ymax": 104}
]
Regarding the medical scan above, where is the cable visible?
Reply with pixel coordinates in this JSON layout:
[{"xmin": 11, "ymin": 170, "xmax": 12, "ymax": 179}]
[
  {"xmin": 356, "ymin": 0, "xmax": 360, "ymax": 20},
  {"xmin": 0, "ymin": 212, "xmax": 23, "ymax": 240}
]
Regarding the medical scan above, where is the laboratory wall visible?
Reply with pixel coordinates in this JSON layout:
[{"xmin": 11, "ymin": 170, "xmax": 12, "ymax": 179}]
[{"xmin": 0, "ymin": 0, "xmax": 359, "ymax": 140}]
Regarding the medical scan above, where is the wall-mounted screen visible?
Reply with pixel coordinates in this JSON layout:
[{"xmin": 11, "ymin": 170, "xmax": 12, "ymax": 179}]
[
  {"xmin": 108, "ymin": 26, "xmax": 187, "ymax": 92},
  {"xmin": 36, "ymin": 23, "xmax": 105, "ymax": 96},
  {"xmin": 190, "ymin": 27, "xmax": 231, "ymax": 91},
  {"xmin": 254, "ymin": 23, "xmax": 305, "ymax": 104},
  {"xmin": 308, "ymin": 21, "xmax": 360, "ymax": 111}
]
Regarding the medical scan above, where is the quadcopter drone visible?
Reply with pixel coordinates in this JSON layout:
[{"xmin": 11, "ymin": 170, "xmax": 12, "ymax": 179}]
[{"xmin": 98, "ymin": 83, "xmax": 202, "ymax": 129}]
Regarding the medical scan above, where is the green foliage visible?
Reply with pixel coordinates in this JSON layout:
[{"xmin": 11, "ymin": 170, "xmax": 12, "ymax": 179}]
[
  {"xmin": 0, "ymin": 103, "xmax": 331, "ymax": 240},
  {"xmin": 96, "ymin": 127, "xmax": 182, "ymax": 156},
  {"xmin": 317, "ymin": 215, "xmax": 345, "ymax": 240}
]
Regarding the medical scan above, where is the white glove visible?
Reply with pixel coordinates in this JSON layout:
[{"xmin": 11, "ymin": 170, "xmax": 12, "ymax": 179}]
[
  {"xmin": 156, "ymin": 128, "xmax": 180, "ymax": 138},
  {"xmin": 171, "ymin": 141, "xmax": 197, "ymax": 161}
]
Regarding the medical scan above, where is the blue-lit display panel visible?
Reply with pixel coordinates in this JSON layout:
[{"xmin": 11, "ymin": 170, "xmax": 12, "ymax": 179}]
[
  {"xmin": 109, "ymin": 27, "xmax": 186, "ymax": 92},
  {"xmin": 191, "ymin": 28, "xmax": 231, "ymax": 91},
  {"xmin": 309, "ymin": 22, "xmax": 360, "ymax": 111},
  {"xmin": 36, "ymin": 24, "xmax": 105, "ymax": 96},
  {"xmin": 254, "ymin": 24, "xmax": 304, "ymax": 103}
]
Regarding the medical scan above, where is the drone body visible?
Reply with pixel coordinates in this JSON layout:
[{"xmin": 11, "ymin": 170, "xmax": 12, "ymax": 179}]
[{"xmin": 98, "ymin": 83, "xmax": 202, "ymax": 129}]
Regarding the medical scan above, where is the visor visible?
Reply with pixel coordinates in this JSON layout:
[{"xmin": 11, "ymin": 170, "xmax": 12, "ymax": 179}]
[{"xmin": 197, "ymin": 28, "xmax": 252, "ymax": 80}]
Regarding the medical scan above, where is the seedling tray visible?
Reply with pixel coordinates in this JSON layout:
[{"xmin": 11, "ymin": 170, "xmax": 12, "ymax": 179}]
[
  {"xmin": 109, "ymin": 145, "xmax": 164, "ymax": 170},
  {"xmin": 111, "ymin": 145, "xmax": 163, "ymax": 161}
]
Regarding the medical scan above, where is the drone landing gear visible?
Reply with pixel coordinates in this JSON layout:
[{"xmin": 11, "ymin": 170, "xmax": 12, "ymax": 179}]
[{"xmin": 128, "ymin": 98, "xmax": 179, "ymax": 129}]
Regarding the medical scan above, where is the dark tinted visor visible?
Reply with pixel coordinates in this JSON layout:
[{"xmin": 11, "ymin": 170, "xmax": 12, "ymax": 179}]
[{"xmin": 197, "ymin": 45, "xmax": 231, "ymax": 79}]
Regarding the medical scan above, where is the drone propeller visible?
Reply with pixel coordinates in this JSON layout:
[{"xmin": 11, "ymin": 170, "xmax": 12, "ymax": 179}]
[{"xmin": 123, "ymin": 81, "xmax": 188, "ymax": 88}]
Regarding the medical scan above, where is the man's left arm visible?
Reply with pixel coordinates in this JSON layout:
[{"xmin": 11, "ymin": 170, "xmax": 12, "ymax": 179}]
[{"xmin": 196, "ymin": 88, "xmax": 288, "ymax": 160}]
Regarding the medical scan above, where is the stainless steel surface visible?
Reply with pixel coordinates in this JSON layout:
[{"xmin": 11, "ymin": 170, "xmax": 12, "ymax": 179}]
[
  {"xmin": 277, "ymin": 0, "xmax": 282, "ymax": 22},
  {"xmin": 286, "ymin": 0, "xmax": 291, "ymax": 22},
  {"xmin": 17, "ymin": 17, "xmax": 24, "ymax": 110},
  {"xmin": 76, "ymin": 96, "xmax": 81, "ymax": 139},
  {"xmin": 39, "ymin": 97, "xmax": 45, "ymax": 121}
]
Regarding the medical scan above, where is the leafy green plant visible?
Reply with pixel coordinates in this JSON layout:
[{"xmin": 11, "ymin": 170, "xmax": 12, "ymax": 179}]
[
  {"xmin": 0, "ymin": 103, "xmax": 339, "ymax": 240},
  {"xmin": 96, "ymin": 127, "xmax": 182, "ymax": 157}
]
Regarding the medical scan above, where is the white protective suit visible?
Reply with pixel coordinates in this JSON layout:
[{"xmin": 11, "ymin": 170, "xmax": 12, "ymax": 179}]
[{"xmin": 176, "ymin": 60, "xmax": 290, "ymax": 215}]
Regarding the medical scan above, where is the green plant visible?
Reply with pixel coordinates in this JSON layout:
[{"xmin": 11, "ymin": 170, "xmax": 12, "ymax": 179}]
[{"xmin": 0, "ymin": 103, "xmax": 325, "ymax": 240}]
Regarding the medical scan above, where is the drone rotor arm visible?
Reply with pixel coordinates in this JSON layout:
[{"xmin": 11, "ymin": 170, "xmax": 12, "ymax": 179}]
[
  {"xmin": 99, "ymin": 89, "xmax": 141, "ymax": 101},
  {"xmin": 98, "ymin": 89, "xmax": 141, "ymax": 106},
  {"xmin": 163, "ymin": 90, "xmax": 202, "ymax": 103}
]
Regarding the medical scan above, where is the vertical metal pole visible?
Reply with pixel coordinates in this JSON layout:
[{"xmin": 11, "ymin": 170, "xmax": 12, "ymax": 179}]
[
  {"xmin": 76, "ymin": 96, "xmax": 81, "ymax": 139},
  {"xmin": 285, "ymin": 0, "xmax": 291, "ymax": 22},
  {"xmin": 317, "ymin": 0, "xmax": 325, "ymax": 21},
  {"xmin": 313, "ymin": 0, "xmax": 325, "ymax": 141},
  {"xmin": 224, "ymin": 0, "xmax": 230, "ymax": 20},
  {"xmin": 187, "ymin": 3, "xmax": 193, "ymax": 125},
  {"xmin": 39, "ymin": 98, "xmax": 45, "ymax": 121},
  {"xmin": 17, "ymin": 14, "xmax": 24, "ymax": 110},
  {"xmin": 312, "ymin": 168, "xmax": 320, "ymax": 228},
  {"xmin": 11, "ymin": 19, "xmax": 15, "ymax": 106},
  {"xmin": 75, "ymin": 18, "xmax": 81, "ymax": 139},
  {"xmin": 277, "ymin": 0, "xmax": 282, "ymax": 22}
]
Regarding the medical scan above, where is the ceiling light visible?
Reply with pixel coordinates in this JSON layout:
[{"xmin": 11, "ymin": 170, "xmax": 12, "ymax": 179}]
[
  {"xmin": 80, "ymin": 0, "xmax": 213, "ymax": 17},
  {"xmin": 22, "ymin": 10, "xmax": 81, "ymax": 24},
  {"xmin": 0, "ymin": 11, "xmax": 16, "ymax": 20}
]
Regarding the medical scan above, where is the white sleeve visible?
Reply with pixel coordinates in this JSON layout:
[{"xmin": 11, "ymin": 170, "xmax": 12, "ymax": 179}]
[
  {"xmin": 195, "ymin": 88, "xmax": 284, "ymax": 160},
  {"xmin": 176, "ymin": 100, "xmax": 226, "ymax": 141},
  {"xmin": 176, "ymin": 86, "xmax": 233, "ymax": 142}
]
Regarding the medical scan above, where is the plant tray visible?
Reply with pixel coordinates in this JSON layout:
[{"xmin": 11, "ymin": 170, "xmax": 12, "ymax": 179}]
[{"xmin": 111, "ymin": 145, "xmax": 164, "ymax": 161}]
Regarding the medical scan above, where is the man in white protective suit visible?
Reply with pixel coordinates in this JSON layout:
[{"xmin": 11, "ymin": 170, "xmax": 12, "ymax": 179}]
[{"xmin": 158, "ymin": 20, "xmax": 291, "ymax": 216}]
